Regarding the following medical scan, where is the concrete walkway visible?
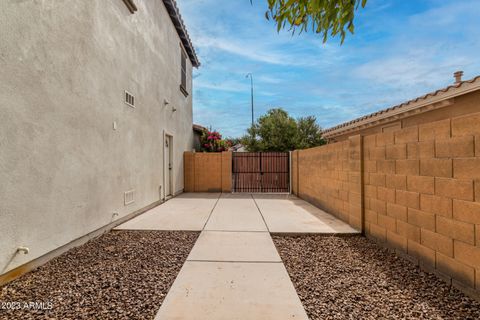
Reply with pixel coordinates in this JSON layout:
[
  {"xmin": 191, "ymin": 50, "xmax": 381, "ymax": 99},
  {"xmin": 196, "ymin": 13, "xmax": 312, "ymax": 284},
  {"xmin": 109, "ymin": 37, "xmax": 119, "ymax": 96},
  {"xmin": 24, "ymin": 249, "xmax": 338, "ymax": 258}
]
[
  {"xmin": 115, "ymin": 193, "xmax": 220, "ymax": 231},
  {"xmin": 253, "ymin": 194, "xmax": 359, "ymax": 234},
  {"xmin": 116, "ymin": 193, "xmax": 359, "ymax": 319}
]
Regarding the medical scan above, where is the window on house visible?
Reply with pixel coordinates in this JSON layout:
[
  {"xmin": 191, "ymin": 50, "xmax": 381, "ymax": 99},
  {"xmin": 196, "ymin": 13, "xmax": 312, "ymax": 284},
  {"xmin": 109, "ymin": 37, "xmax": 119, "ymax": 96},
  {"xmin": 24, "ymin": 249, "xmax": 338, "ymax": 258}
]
[{"xmin": 180, "ymin": 48, "xmax": 188, "ymax": 96}]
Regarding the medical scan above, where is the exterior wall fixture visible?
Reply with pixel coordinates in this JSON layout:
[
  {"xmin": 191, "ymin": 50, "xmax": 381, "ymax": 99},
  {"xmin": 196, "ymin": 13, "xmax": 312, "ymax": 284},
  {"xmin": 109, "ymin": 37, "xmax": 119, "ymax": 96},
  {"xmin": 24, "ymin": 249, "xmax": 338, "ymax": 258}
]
[{"xmin": 17, "ymin": 247, "xmax": 30, "ymax": 255}]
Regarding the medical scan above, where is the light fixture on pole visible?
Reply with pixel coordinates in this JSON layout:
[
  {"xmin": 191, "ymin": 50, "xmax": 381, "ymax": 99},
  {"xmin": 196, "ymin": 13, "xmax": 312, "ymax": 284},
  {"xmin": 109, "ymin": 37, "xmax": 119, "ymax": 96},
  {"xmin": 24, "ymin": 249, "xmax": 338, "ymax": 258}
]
[{"xmin": 246, "ymin": 73, "xmax": 254, "ymax": 127}]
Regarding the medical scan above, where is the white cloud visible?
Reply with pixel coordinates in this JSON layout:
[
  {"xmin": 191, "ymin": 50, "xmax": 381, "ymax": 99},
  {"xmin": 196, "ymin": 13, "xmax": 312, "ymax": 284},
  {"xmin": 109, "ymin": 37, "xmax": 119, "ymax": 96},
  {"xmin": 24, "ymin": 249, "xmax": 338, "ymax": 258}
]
[
  {"xmin": 353, "ymin": 52, "xmax": 469, "ymax": 88},
  {"xmin": 177, "ymin": 0, "xmax": 480, "ymax": 136},
  {"xmin": 195, "ymin": 79, "xmax": 249, "ymax": 93},
  {"xmin": 254, "ymin": 75, "xmax": 283, "ymax": 84},
  {"xmin": 409, "ymin": 1, "xmax": 480, "ymax": 28},
  {"xmin": 195, "ymin": 35, "xmax": 293, "ymax": 66}
]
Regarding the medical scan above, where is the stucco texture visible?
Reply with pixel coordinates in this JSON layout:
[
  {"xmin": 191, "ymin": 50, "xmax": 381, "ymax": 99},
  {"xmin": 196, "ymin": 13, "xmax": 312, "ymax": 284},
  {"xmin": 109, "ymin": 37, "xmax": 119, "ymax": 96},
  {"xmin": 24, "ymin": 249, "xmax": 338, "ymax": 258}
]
[{"xmin": 0, "ymin": 0, "xmax": 194, "ymax": 274}]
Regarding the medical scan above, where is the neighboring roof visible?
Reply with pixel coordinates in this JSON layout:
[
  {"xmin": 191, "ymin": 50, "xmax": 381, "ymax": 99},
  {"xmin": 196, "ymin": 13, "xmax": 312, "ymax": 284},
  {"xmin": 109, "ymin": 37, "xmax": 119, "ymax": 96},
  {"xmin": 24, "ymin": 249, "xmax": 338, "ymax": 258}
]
[
  {"xmin": 193, "ymin": 124, "xmax": 207, "ymax": 133},
  {"xmin": 323, "ymin": 75, "xmax": 480, "ymax": 139},
  {"xmin": 162, "ymin": 0, "xmax": 200, "ymax": 67},
  {"xmin": 230, "ymin": 144, "xmax": 245, "ymax": 152}
]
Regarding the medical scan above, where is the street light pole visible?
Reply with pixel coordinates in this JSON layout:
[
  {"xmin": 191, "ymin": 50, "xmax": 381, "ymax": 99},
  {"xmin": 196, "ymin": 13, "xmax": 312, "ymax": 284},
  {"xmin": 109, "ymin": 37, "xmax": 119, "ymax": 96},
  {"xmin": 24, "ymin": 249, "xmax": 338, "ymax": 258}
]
[{"xmin": 246, "ymin": 73, "xmax": 254, "ymax": 127}]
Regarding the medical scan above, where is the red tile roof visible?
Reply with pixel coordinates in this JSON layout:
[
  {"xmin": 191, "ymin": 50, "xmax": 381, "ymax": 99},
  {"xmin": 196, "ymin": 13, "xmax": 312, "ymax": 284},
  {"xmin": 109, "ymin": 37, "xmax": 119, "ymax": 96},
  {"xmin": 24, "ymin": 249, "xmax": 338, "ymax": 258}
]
[
  {"xmin": 323, "ymin": 75, "xmax": 480, "ymax": 139},
  {"xmin": 163, "ymin": 0, "xmax": 200, "ymax": 67},
  {"xmin": 193, "ymin": 124, "xmax": 207, "ymax": 133}
]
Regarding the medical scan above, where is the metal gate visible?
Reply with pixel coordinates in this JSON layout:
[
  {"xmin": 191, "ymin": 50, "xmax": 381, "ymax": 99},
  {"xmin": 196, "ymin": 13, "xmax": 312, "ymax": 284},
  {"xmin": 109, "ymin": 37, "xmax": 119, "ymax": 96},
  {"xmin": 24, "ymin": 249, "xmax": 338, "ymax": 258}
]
[{"xmin": 232, "ymin": 152, "xmax": 290, "ymax": 193}]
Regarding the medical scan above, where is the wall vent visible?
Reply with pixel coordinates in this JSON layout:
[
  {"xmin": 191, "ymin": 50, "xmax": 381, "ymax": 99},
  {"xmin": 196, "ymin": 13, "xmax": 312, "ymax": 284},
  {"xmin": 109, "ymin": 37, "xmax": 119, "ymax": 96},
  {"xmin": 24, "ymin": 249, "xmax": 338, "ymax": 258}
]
[
  {"xmin": 125, "ymin": 91, "xmax": 135, "ymax": 108},
  {"xmin": 124, "ymin": 189, "xmax": 135, "ymax": 206}
]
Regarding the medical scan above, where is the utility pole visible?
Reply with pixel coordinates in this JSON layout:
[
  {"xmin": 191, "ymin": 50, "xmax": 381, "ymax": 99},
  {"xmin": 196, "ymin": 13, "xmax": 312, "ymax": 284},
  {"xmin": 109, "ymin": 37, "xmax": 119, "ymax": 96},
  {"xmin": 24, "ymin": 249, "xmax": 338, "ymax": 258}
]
[{"xmin": 246, "ymin": 73, "xmax": 254, "ymax": 127}]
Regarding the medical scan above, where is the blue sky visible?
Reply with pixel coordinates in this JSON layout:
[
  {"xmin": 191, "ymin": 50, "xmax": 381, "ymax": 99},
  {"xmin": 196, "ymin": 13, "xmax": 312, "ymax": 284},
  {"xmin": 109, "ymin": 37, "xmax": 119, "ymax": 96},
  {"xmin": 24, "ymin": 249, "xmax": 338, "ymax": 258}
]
[{"xmin": 176, "ymin": 0, "xmax": 480, "ymax": 138}]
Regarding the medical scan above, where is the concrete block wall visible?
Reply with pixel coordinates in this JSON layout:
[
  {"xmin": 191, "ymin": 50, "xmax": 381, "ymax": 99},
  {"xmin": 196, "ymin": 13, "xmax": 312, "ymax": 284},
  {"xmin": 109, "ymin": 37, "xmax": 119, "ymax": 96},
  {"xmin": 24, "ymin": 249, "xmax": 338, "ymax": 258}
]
[
  {"xmin": 292, "ymin": 135, "xmax": 363, "ymax": 230},
  {"xmin": 293, "ymin": 111, "xmax": 480, "ymax": 295},
  {"xmin": 363, "ymin": 112, "xmax": 480, "ymax": 293},
  {"xmin": 184, "ymin": 152, "xmax": 232, "ymax": 192}
]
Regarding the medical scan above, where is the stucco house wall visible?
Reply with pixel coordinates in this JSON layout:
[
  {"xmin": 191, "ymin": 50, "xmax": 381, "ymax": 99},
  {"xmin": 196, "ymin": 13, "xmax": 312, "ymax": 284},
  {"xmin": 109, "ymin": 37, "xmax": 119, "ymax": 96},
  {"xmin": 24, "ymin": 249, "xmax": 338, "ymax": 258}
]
[{"xmin": 0, "ymin": 0, "xmax": 196, "ymax": 277}]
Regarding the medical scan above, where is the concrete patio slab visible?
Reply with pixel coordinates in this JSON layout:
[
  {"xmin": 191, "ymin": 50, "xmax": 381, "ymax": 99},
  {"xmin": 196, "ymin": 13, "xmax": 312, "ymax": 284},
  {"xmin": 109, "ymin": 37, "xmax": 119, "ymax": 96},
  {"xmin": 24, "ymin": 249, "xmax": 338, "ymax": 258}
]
[
  {"xmin": 204, "ymin": 194, "xmax": 267, "ymax": 232},
  {"xmin": 187, "ymin": 231, "xmax": 281, "ymax": 262},
  {"xmin": 154, "ymin": 261, "xmax": 308, "ymax": 320},
  {"xmin": 115, "ymin": 193, "xmax": 220, "ymax": 231},
  {"xmin": 253, "ymin": 194, "xmax": 359, "ymax": 234}
]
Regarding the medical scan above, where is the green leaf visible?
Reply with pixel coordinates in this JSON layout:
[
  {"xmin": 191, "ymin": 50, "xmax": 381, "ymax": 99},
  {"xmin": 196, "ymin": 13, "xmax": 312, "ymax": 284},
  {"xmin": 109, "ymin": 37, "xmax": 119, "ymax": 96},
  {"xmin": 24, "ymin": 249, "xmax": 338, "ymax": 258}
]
[{"xmin": 262, "ymin": 0, "xmax": 367, "ymax": 44}]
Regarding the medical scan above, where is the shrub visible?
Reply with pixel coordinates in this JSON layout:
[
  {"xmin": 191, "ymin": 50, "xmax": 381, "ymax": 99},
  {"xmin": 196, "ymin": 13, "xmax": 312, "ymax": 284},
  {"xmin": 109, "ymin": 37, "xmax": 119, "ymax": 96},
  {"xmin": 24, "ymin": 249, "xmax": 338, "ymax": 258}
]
[{"xmin": 200, "ymin": 129, "xmax": 231, "ymax": 152}]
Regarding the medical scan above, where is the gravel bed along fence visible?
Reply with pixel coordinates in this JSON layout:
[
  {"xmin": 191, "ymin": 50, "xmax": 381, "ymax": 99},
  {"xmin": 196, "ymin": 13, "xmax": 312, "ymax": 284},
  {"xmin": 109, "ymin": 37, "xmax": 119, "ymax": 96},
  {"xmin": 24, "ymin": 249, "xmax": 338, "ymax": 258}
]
[
  {"xmin": 0, "ymin": 230, "xmax": 199, "ymax": 320},
  {"xmin": 272, "ymin": 235, "xmax": 480, "ymax": 320}
]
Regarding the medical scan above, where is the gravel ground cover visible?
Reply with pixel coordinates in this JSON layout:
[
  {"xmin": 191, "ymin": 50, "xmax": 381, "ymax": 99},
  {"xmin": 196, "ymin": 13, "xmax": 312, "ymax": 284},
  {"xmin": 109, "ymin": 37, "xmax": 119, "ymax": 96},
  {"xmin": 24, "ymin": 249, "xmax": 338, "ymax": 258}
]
[
  {"xmin": 0, "ymin": 230, "xmax": 199, "ymax": 320},
  {"xmin": 273, "ymin": 235, "xmax": 480, "ymax": 320}
]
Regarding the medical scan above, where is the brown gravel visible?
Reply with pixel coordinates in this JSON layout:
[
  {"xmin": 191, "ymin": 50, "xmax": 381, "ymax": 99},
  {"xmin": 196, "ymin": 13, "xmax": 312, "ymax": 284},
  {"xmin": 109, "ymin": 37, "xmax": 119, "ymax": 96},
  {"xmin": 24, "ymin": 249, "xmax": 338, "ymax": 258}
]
[
  {"xmin": 0, "ymin": 230, "xmax": 198, "ymax": 320},
  {"xmin": 273, "ymin": 235, "xmax": 480, "ymax": 320}
]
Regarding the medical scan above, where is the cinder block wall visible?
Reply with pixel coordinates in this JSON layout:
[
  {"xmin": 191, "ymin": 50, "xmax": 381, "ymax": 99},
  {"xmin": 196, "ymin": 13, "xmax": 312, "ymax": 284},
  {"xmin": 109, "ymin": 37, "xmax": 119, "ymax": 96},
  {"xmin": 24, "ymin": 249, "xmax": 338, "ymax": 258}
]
[
  {"xmin": 292, "ymin": 135, "xmax": 363, "ymax": 231},
  {"xmin": 293, "ymin": 111, "xmax": 480, "ymax": 296},
  {"xmin": 363, "ymin": 112, "xmax": 480, "ymax": 293},
  {"xmin": 184, "ymin": 152, "xmax": 232, "ymax": 192}
]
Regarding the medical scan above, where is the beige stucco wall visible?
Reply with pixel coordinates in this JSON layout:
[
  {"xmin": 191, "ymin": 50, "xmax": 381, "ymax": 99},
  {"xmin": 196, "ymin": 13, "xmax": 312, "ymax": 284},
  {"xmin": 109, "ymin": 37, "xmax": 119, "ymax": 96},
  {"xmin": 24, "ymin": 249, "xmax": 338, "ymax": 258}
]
[{"xmin": 0, "ymin": 0, "xmax": 194, "ymax": 274}]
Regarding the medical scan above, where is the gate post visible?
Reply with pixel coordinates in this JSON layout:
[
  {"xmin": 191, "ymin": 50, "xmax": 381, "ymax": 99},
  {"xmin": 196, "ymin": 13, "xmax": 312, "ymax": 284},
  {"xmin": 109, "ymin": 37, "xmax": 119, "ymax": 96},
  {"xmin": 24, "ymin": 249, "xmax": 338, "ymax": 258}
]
[
  {"xmin": 289, "ymin": 151, "xmax": 292, "ymax": 194},
  {"xmin": 221, "ymin": 151, "xmax": 232, "ymax": 193},
  {"xmin": 348, "ymin": 135, "xmax": 364, "ymax": 233},
  {"xmin": 291, "ymin": 150, "xmax": 299, "ymax": 196}
]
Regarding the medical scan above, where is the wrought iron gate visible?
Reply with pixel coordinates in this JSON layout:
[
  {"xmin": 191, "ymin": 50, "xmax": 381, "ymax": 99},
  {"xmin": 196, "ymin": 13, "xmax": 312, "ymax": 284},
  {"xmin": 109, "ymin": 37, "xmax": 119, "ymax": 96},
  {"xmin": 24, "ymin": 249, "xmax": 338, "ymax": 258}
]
[{"xmin": 232, "ymin": 152, "xmax": 290, "ymax": 193}]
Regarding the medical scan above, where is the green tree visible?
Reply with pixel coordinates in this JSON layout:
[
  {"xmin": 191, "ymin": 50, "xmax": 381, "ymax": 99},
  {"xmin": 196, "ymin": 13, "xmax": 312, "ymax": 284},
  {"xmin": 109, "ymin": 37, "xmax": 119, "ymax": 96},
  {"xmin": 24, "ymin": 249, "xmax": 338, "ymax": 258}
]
[
  {"xmin": 296, "ymin": 116, "xmax": 325, "ymax": 149},
  {"xmin": 241, "ymin": 108, "xmax": 325, "ymax": 151},
  {"xmin": 261, "ymin": 0, "xmax": 368, "ymax": 43},
  {"xmin": 225, "ymin": 137, "xmax": 242, "ymax": 146},
  {"xmin": 242, "ymin": 108, "xmax": 298, "ymax": 152}
]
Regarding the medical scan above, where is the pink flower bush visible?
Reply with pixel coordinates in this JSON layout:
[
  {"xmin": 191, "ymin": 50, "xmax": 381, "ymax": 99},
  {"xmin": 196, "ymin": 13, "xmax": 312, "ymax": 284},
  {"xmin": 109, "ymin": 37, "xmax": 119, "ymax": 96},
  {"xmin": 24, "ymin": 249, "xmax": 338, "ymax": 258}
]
[{"xmin": 200, "ymin": 129, "xmax": 231, "ymax": 152}]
